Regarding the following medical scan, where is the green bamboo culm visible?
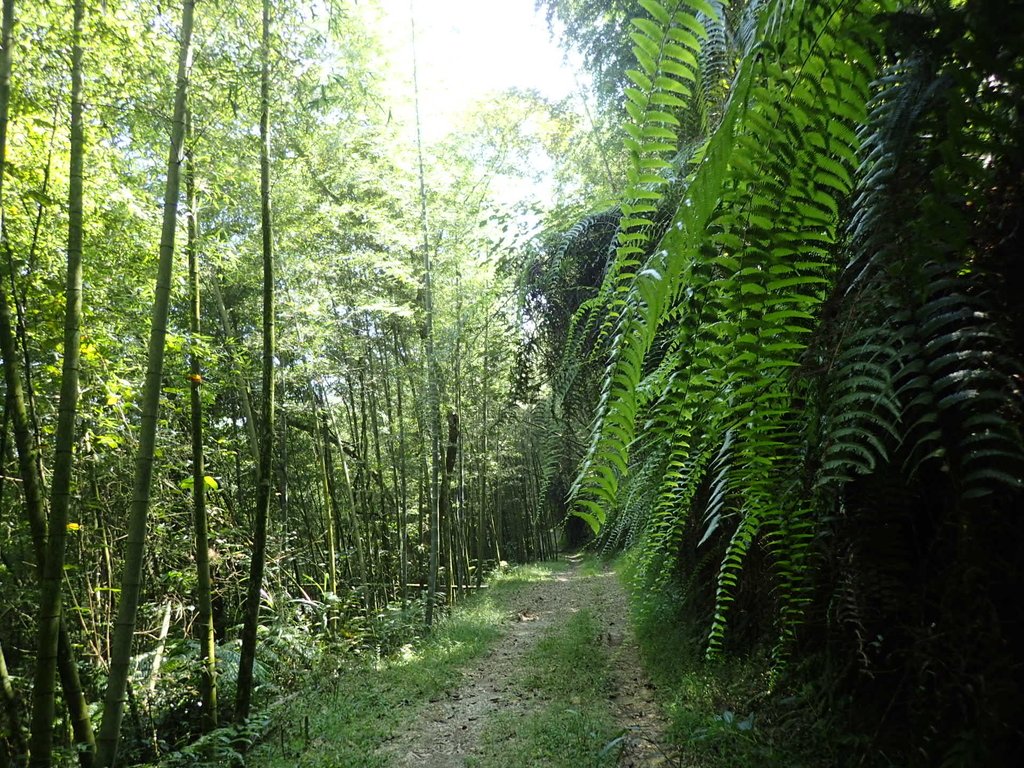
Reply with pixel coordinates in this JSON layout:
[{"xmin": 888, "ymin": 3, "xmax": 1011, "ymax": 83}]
[
  {"xmin": 28, "ymin": 0, "xmax": 87, "ymax": 763},
  {"xmin": 95, "ymin": 1, "xmax": 196, "ymax": 764},
  {"xmin": 235, "ymin": 0, "xmax": 276, "ymax": 721},
  {"xmin": 0, "ymin": 0, "xmax": 95, "ymax": 762},
  {"xmin": 409, "ymin": 0, "xmax": 441, "ymax": 628},
  {"xmin": 185, "ymin": 111, "xmax": 218, "ymax": 731}
]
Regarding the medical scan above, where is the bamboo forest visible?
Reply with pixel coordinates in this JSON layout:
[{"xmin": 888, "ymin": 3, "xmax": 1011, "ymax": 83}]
[{"xmin": 0, "ymin": 0, "xmax": 1021, "ymax": 765}]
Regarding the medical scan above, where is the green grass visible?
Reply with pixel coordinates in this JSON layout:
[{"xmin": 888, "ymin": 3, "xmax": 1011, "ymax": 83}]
[
  {"xmin": 469, "ymin": 600, "xmax": 621, "ymax": 768},
  {"xmin": 574, "ymin": 555, "xmax": 606, "ymax": 579},
  {"xmin": 520, "ymin": 609, "xmax": 609, "ymax": 701},
  {"xmin": 229, "ymin": 562, "xmax": 565, "ymax": 768},
  {"xmin": 468, "ymin": 706, "xmax": 620, "ymax": 768}
]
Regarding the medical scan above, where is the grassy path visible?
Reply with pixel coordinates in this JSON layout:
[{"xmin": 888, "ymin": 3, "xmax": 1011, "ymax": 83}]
[
  {"xmin": 454, "ymin": 557, "xmax": 669, "ymax": 768},
  {"xmin": 245, "ymin": 556, "xmax": 668, "ymax": 767}
]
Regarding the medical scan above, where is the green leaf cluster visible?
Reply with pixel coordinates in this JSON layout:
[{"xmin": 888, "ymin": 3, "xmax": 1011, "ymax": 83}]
[{"xmin": 565, "ymin": 0, "xmax": 1024, "ymax": 687}]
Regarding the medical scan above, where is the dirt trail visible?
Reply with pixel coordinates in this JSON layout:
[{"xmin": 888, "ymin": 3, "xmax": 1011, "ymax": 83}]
[{"xmin": 380, "ymin": 557, "xmax": 669, "ymax": 767}]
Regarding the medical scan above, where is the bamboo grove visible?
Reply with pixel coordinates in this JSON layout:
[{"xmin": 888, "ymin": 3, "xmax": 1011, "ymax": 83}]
[
  {"xmin": 526, "ymin": 0, "xmax": 1022, "ymax": 763},
  {"xmin": 2, "ymin": 0, "xmax": 1023, "ymax": 764},
  {"xmin": 0, "ymin": 1, "xmax": 573, "ymax": 765}
]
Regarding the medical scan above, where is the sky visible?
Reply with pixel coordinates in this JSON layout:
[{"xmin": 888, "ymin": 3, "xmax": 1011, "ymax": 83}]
[{"xmin": 367, "ymin": 0, "xmax": 584, "ymax": 143}]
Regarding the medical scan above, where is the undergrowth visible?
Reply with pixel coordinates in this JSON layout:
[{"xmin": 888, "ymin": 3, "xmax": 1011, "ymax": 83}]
[
  {"xmin": 152, "ymin": 562, "xmax": 565, "ymax": 768},
  {"xmin": 620, "ymin": 550, "xmax": 851, "ymax": 768}
]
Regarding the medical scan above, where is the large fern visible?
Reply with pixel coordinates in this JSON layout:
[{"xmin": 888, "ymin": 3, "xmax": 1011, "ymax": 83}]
[
  {"xmin": 571, "ymin": 0, "xmax": 882, "ymax": 656},
  {"xmin": 543, "ymin": 0, "xmax": 1023, "ymax": 759},
  {"xmin": 816, "ymin": 53, "xmax": 1023, "ymax": 504}
]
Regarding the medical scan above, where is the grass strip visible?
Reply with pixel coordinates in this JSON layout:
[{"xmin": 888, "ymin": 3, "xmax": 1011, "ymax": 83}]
[{"xmin": 469, "ymin": 592, "xmax": 622, "ymax": 767}]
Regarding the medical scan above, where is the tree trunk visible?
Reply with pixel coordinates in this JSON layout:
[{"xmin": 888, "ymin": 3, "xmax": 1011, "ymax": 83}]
[
  {"xmin": 453, "ymin": 277, "xmax": 465, "ymax": 598},
  {"xmin": 235, "ymin": 0, "xmax": 275, "ymax": 720},
  {"xmin": 277, "ymin": 404, "xmax": 290, "ymax": 532},
  {"xmin": 185, "ymin": 115, "xmax": 218, "ymax": 730},
  {"xmin": 410, "ymin": 9, "xmax": 441, "ymax": 628},
  {"xmin": 494, "ymin": 489, "xmax": 503, "ymax": 564},
  {"xmin": 146, "ymin": 603, "xmax": 172, "ymax": 698},
  {"xmin": 393, "ymin": 328, "xmax": 409, "ymax": 606},
  {"xmin": 1, "ymin": 0, "xmax": 95, "ymax": 764},
  {"xmin": 310, "ymin": 386, "xmax": 339, "ymax": 634},
  {"xmin": 94, "ymin": 2, "xmax": 195, "ymax": 764},
  {"xmin": 331, "ymin": 407, "xmax": 369, "ymax": 611},
  {"xmin": 365, "ymin": 339, "xmax": 394, "ymax": 600},
  {"xmin": 355, "ymin": 366, "xmax": 380, "ymax": 608},
  {"xmin": 441, "ymin": 412, "xmax": 458, "ymax": 604},
  {"xmin": 476, "ymin": 314, "xmax": 489, "ymax": 587},
  {"xmin": 1, "ymin": 639, "xmax": 26, "ymax": 760},
  {"xmin": 379, "ymin": 334, "xmax": 406, "ymax": 605},
  {"xmin": 29, "ymin": 0, "xmax": 86, "ymax": 759},
  {"xmin": 439, "ymin": 441, "xmax": 451, "ymax": 605}
]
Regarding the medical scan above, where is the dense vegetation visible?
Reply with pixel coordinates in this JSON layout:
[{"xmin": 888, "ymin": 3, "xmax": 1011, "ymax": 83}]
[
  {"xmin": 0, "ymin": 1, "xmax": 594, "ymax": 765},
  {"xmin": 1, "ymin": 0, "xmax": 1021, "ymax": 766},
  {"xmin": 532, "ymin": 0, "xmax": 1023, "ymax": 764}
]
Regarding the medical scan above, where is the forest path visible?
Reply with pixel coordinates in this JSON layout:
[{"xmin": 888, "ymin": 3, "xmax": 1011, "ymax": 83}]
[{"xmin": 379, "ymin": 555, "xmax": 669, "ymax": 767}]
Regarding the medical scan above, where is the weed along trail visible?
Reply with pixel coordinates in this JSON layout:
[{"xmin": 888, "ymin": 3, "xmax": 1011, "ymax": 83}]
[
  {"xmin": 246, "ymin": 557, "xmax": 668, "ymax": 767},
  {"xmin": 381, "ymin": 555, "xmax": 668, "ymax": 768}
]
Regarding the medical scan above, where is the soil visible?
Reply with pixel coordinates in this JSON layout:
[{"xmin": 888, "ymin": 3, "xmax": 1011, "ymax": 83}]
[{"xmin": 379, "ymin": 556, "xmax": 670, "ymax": 767}]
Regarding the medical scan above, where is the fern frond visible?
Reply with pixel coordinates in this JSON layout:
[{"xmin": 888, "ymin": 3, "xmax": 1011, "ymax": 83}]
[
  {"xmin": 695, "ymin": 1, "xmax": 730, "ymax": 135},
  {"xmin": 707, "ymin": 495, "xmax": 760, "ymax": 654},
  {"xmin": 572, "ymin": 0, "xmax": 884, "ymax": 661},
  {"xmin": 816, "ymin": 50, "xmax": 1024, "ymax": 504}
]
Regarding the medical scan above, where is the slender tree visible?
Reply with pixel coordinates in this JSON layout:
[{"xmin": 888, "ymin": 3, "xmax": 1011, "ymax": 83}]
[
  {"xmin": 0, "ymin": 283, "xmax": 96, "ymax": 768},
  {"xmin": 409, "ymin": 4, "xmax": 441, "ymax": 628},
  {"xmin": 95, "ymin": 1, "xmax": 196, "ymax": 763},
  {"xmin": 394, "ymin": 327, "xmax": 410, "ymax": 605},
  {"xmin": 185, "ymin": 111, "xmax": 218, "ymax": 730},
  {"xmin": 329, "ymin": 402, "xmax": 369, "ymax": 608},
  {"xmin": 235, "ymin": 0, "xmax": 275, "ymax": 720},
  {"xmin": 1, "ymin": 1, "xmax": 94, "ymax": 764},
  {"xmin": 441, "ymin": 410, "xmax": 459, "ymax": 599},
  {"xmin": 28, "ymin": 0, "xmax": 86, "ymax": 762},
  {"xmin": 475, "ymin": 312, "xmax": 489, "ymax": 588},
  {"xmin": 1, "ymin": 640, "xmax": 26, "ymax": 761},
  {"xmin": 310, "ymin": 385, "xmax": 339, "ymax": 633}
]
